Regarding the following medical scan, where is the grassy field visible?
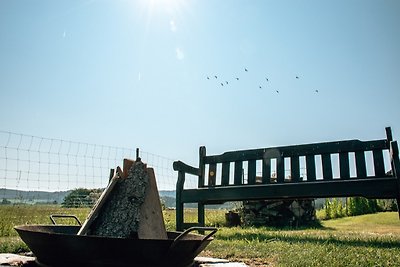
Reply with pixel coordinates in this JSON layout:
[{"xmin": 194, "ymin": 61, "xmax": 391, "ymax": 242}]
[
  {"xmin": 0, "ymin": 205, "xmax": 91, "ymax": 254},
  {"xmin": 206, "ymin": 212, "xmax": 400, "ymax": 266},
  {"xmin": 1, "ymin": 206, "xmax": 400, "ymax": 266}
]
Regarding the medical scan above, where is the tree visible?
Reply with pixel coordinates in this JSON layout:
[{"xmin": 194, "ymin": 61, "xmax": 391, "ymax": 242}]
[
  {"xmin": 62, "ymin": 188, "xmax": 102, "ymax": 208},
  {"xmin": 324, "ymin": 199, "xmax": 332, "ymax": 219},
  {"xmin": 377, "ymin": 199, "xmax": 398, "ymax": 211},
  {"xmin": 346, "ymin": 197, "xmax": 379, "ymax": 216},
  {"xmin": 1, "ymin": 198, "xmax": 11, "ymax": 205}
]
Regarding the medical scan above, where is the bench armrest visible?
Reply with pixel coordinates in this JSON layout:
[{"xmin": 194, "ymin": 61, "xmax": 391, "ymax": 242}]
[{"xmin": 173, "ymin": 161, "xmax": 200, "ymax": 176}]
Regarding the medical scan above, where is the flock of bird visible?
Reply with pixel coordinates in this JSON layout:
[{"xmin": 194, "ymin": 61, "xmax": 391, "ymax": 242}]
[{"xmin": 206, "ymin": 68, "xmax": 319, "ymax": 94}]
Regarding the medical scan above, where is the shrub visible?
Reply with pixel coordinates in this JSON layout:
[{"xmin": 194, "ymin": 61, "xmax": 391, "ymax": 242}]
[
  {"xmin": 1, "ymin": 199, "xmax": 11, "ymax": 205},
  {"xmin": 62, "ymin": 188, "xmax": 102, "ymax": 208},
  {"xmin": 377, "ymin": 199, "xmax": 398, "ymax": 211},
  {"xmin": 346, "ymin": 197, "xmax": 379, "ymax": 216},
  {"xmin": 323, "ymin": 198, "xmax": 346, "ymax": 220},
  {"xmin": 322, "ymin": 197, "xmax": 391, "ymax": 220}
]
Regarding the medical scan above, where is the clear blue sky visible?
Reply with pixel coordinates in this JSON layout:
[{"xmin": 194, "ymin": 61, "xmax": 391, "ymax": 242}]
[{"xmin": 1, "ymin": 0, "xmax": 399, "ymax": 166}]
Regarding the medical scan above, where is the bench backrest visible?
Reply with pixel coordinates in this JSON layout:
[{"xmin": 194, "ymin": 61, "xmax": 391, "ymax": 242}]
[
  {"xmin": 198, "ymin": 127, "xmax": 397, "ymax": 188},
  {"xmin": 174, "ymin": 127, "xmax": 400, "ymax": 230}
]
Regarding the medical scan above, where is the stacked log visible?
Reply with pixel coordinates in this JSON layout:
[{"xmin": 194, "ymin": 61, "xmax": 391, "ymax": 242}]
[
  {"xmin": 240, "ymin": 199, "xmax": 317, "ymax": 227},
  {"xmin": 225, "ymin": 211, "xmax": 241, "ymax": 227},
  {"xmin": 89, "ymin": 160, "xmax": 149, "ymax": 238},
  {"xmin": 78, "ymin": 159, "xmax": 167, "ymax": 240}
]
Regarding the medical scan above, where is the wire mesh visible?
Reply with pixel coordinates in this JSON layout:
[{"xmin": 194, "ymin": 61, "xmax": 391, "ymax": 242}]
[{"xmin": 0, "ymin": 131, "xmax": 176, "ymax": 205}]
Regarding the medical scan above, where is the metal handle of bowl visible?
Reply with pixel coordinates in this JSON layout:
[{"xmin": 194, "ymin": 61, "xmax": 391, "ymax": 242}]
[
  {"xmin": 170, "ymin": 227, "xmax": 217, "ymax": 250},
  {"xmin": 50, "ymin": 214, "xmax": 82, "ymax": 226}
]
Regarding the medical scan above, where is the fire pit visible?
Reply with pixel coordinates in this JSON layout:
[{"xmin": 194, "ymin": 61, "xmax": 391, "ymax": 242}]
[
  {"xmin": 15, "ymin": 159, "xmax": 217, "ymax": 266},
  {"xmin": 15, "ymin": 223, "xmax": 216, "ymax": 267}
]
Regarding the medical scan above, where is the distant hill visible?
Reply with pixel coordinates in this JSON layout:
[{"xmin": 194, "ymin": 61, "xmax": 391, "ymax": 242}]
[
  {"xmin": 0, "ymin": 188, "xmax": 235, "ymax": 209},
  {"xmin": 0, "ymin": 188, "xmax": 177, "ymax": 205},
  {"xmin": 0, "ymin": 188, "xmax": 71, "ymax": 204},
  {"xmin": 158, "ymin": 190, "xmax": 176, "ymax": 198}
]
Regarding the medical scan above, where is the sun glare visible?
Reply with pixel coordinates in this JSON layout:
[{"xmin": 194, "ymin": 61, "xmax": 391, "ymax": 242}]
[
  {"xmin": 130, "ymin": 0, "xmax": 188, "ymax": 37},
  {"xmin": 140, "ymin": 0, "xmax": 186, "ymax": 16}
]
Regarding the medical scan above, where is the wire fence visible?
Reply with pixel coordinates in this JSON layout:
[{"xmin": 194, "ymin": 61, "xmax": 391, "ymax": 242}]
[
  {"xmin": 2, "ymin": 130, "xmax": 390, "ymax": 207},
  {"xmin": 0, "ymin": 130, "xmax": 180, "ymax": 205}
]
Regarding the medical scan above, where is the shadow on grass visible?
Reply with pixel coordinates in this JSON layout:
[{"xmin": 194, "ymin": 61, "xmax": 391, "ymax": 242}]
[
  {"xmin": 217, "ymin": 230, "xmax": 400, "ymax": 249},
  {"xmin": 235, "ymin": 220, "xmax": 332, "ymax": 231}
]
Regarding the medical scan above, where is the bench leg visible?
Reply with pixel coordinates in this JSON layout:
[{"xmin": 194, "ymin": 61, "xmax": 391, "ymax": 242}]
[
  {"xmin": 198, "ymin": 203, "xmax": 205, "ymax": 227},
  {"xmin": 396, "ymin": 198, "xmax": 400, "ymax": 219},
  {"xmin": 176, "ymin": 171, "xmax": 185, "ymax": 231},
  {"xmin": 176, "ymin": 201, "xmax": 184, "ymax": 231}
]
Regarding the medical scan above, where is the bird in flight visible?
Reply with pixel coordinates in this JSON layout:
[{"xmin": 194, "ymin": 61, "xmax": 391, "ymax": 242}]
[
  {"xmin": 215, "ymin": 76, "xmax": 218, "ymax": 79},
  {"xmin": 296, "ymin": 76, "xmax": 299, "ymax": 79},
  {"xmin": 221, "ymin": 83, "xmax": 224, "ymax": 86},
  {"xmin": 265, "ymin": 78, "xmax": 269, "ymax": 82},
  {"xmin": 259, "ymin": 86, "xmax": 262, "ymax": 89},
  {"xmin": 207, "ymin": 76, "xmax": 210, "ymax": 80},
  {"xmin": 226, "ymin": 81, "xmax": 228, "ymax": 85},
  {"xmin": 236, "ymin": 77, "xmax": 239, "ymax": 80},
  {"xmin": 315, "ymin": 90, "xmax": 319, "ymax": 93},
  {"xmin": 245, "ymin": 68, "xmax": 248, "ymax": 72},
  {"xmin": 276, "ymin": 90, "xmax": 279, "ymax": 93}
]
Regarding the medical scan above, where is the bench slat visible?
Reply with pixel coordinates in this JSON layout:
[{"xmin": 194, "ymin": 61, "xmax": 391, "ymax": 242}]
[
  {"xmin": 262, "ymin": 158, "xmax": 271, "ymax": 184},
  {"xmin": 291, "ymin": 156, "xmax": 300, "ymax": 182},
  {"xmin": 203, "ymin": 139, "xmax": 389, "ymax": 164},
  {"xmin": 306, "ymin": 155, "xmax": 316, "ymax": 181},
  {"xmin": 373, "ymin": 149, "xmax": 386, "ymax": 177},
  {"xmin": 234, "ymin": 161, "xmax": 243, "ymax": 185},
  {"xmin": 355, "ymin": 151, "xmax": 367, "ymax": 178},
  {"xmin": 208, "ymin": 163, "xmax": 217, "ymax": 186},
  {"xmin": 221, "ymin": 162, "xmax": 230, "ymax": 186},
  {"xmin": 339, "ymin": 152, "xmax": 350, "ymax": 179},
  {"xmin": 277, "ymin": 157, "xmax": 285, "ymax": 183},
  {"xmin": 322, "ymin": 154, "xmax": 333, "ymax": 180},
  {"xmin": 181, "ymin": 178, "xmax": 399, "ymax": 203},
  {"xmin": 199, "ymin": 146, "xmax": 206, "ymax": 187},
  {"xmin": 248, "ymin": 160, "xmax": 256, "ymax": 185}
]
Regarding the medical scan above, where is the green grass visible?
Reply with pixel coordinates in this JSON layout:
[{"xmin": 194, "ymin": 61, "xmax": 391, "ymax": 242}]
[
  {"xmin": 0, "ymin": 205, "xmax": 90, "ymax": 237},
  {"xmin": 0, "ymin": 237, "xmax": 29, "ymax": 254},
  {"xmin": 0, "ymin": 205, "xmax": 90, "ymax": 254},
  {"xmin": 203, "ymin": 212, "xmax": 400, "ymax": 266},
  {"xmin": 323, "ymin": 212, "xmax": 400, "ymax": 230},
  {"xmin": 163, "ymin": 208, "xmax": 226, "ymax": 231},
  {"xmin": 1, "ymin": 206, "xmax": 400, "ymax": 266}
]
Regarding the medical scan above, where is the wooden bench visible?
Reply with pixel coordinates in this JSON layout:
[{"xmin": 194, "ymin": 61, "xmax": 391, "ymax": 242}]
[{"xmin": 173, "ymin": 127, "xmax": 400, "ymax": 231}]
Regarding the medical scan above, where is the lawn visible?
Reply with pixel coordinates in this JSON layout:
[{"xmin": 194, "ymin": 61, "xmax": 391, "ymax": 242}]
[
  {"xmin": 203, "ymin": 212, "xmax": 400, "ymax": 266},
  {"xmin": 1, "ymin": 206, "xmax": 399, "ymax": 267}
]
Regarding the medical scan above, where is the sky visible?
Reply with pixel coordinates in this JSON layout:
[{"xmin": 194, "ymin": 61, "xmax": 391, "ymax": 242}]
[{"xmin": 1, "ymin": 0, "xmax": 400, "ymax": 167}]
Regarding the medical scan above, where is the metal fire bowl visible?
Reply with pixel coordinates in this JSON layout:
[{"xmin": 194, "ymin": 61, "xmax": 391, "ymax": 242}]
[{"xmin": 15, "ymin": 225, "xmax": 217, "ymax": 267}]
